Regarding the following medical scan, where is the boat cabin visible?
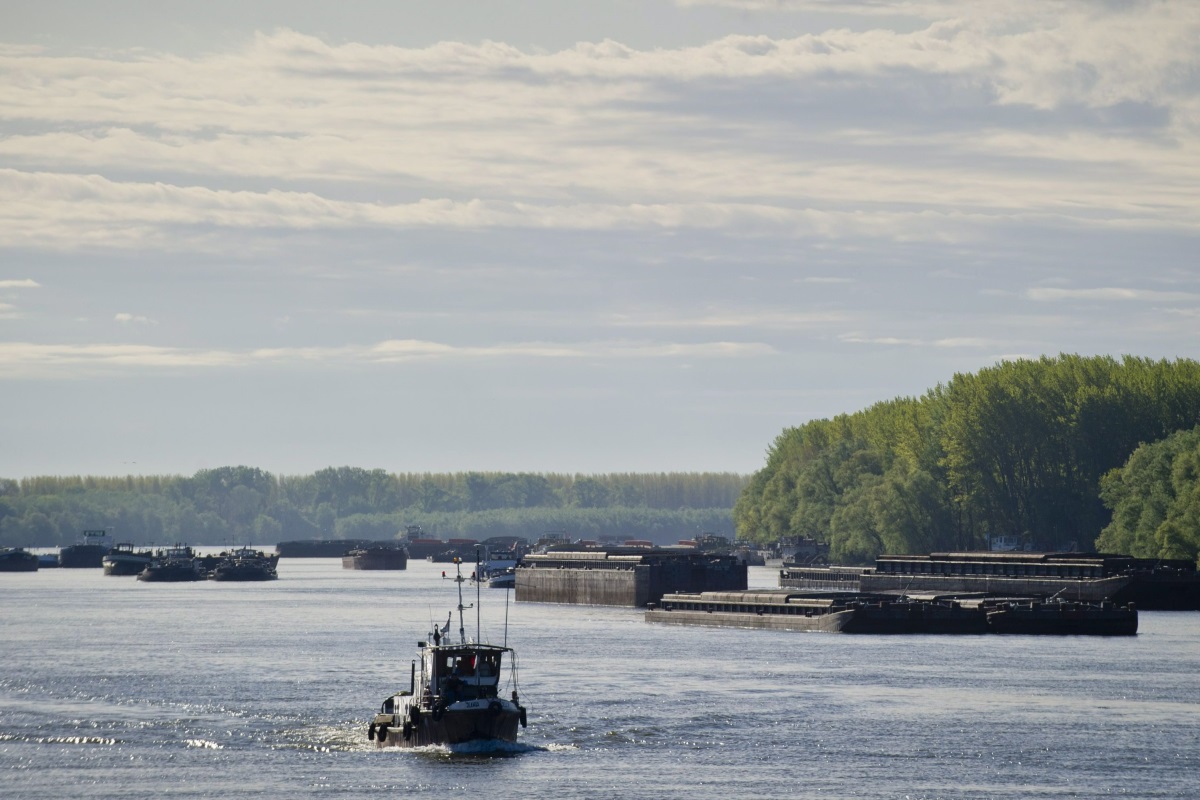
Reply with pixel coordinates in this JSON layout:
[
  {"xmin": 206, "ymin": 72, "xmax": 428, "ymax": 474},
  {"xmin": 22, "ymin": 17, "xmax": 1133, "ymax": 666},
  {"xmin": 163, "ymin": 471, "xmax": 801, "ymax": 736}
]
[{"xmin": 415, "ymin": 644, "xmax": 509, "ymax": 707}]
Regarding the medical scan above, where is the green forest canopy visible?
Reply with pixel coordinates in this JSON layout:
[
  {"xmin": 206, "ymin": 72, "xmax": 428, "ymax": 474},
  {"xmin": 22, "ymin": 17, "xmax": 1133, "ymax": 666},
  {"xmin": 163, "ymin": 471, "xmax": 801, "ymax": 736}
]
[
  {"xmin": 733, "ymin": 354, "xmax": 1200, "ymax": 565},
  {"xmin": 0, "ymin": 469, "xmax": 747, "ymax": 548}
]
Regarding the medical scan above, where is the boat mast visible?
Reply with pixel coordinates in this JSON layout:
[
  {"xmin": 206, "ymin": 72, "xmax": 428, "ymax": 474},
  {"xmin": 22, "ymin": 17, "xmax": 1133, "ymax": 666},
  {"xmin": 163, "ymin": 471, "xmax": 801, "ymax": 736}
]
[
  {"xmin": 476, "ymin": 547, "xmax": 482, "ymax": 645},
  {"xmin": 454, "ymin": 557, "xmax": 472, "ymax": 645}
]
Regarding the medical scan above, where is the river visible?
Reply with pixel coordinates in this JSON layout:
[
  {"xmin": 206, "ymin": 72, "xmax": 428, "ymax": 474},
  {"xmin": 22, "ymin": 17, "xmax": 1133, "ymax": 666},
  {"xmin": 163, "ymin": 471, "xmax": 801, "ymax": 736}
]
[{"xmin": 2, "ymin": 557, "xmax": 1197, "ymax": 799}]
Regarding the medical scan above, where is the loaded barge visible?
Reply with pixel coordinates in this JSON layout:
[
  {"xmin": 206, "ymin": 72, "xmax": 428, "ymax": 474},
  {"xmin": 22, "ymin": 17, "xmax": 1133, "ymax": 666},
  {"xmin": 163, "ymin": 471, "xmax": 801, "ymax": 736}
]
[
  {"xmin": 516, "ymin": 547, "xmax": 746, "ymax": 607},
  {"xmin": 646, "ymin": 590, "xmax": 1137, "ymax": 635},
  {"xmin": 781, "ymin": 552, "xmax": 1200, "ymax": 610}
]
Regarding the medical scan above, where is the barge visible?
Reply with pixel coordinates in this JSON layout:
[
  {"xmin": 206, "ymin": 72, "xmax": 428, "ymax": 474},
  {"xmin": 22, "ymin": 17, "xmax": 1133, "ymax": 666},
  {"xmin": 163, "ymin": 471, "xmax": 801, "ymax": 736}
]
[
  {"xmin": 781, "ymin": 552, "xmax": 1200, "ymax": 610},
  {"xmin": 646, "ymin": 590, "xmax": 1137, "ymax": 635},
  {"xmin": 58, "ymin": 530, "xmax": 113, "ymax": 568},
  {"xmin": 276, "ymin": 539, "xmax": 372, "ymax": 558},
  {"xmin": 0, "ymin": 547, "xmax": 40, "ymax": 572},
  {"xmin": 516, "ymin": 547, "xmax": 747, "ymax": 607},
  {"xmin": 342, "ymin": 543, "xmax": 408, "ymax": 570}
]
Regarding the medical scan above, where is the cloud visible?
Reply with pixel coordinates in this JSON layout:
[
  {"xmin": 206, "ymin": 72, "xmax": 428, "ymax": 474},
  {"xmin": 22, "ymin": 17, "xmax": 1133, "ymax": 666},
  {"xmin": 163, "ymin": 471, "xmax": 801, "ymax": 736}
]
[
  {"xmin": 838, "ymin": 334, "xmax": 1007, "ymax": 349},
  {"xmin": 0, "ymin": 5, "xmax": 1197, "ymax": 258},
  {"xmin": 0, "ymin": 279, "xmax": 41, "ymax": 289},
  {"xmin": 608, "ymin": 310, "xmax": 851, "ymax": 329},
  {"xmin": 114, "ymin": 312, "xmax": 157, "ymax": 325},
  {"xmin": 0, "ymin": 337, "xmax": 776, "ymax": 379},
  {"xmin": 1027, "ymin": 287, "xmax": 1200, "ymax": 303}
]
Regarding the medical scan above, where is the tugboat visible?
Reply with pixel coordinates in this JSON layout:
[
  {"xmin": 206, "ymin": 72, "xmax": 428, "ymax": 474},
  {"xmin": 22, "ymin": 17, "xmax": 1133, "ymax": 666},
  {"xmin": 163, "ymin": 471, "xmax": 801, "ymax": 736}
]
[
  {"xmin": 137, "ymin": 545, "xmax": 204, "ymax": 582},
  {"xmin": 367, "ymin": 557, "xmax": 528, "ymax": 748},
  {"xmin": 209, "ymin": 547, "xmax": 279, "ymax": 581},
  {"xmin": 102, "ymin": 543, "xmax": 154, "ymax": 576}
]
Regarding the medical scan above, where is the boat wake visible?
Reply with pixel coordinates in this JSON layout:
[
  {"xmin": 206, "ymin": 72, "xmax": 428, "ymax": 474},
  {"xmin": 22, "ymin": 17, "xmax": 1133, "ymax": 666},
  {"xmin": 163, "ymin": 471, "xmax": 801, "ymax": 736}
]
[{"xmin": 401, "ymin": 739, "xmax": 556, "ymax": 757}]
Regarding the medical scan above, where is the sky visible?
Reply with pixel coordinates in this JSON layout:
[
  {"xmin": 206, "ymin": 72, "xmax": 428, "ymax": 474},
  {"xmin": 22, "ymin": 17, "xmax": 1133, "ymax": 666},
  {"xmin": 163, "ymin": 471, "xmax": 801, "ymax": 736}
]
[{"xmin": 1, "ymin": 0, "xmax": 1198, "ymax": 480}]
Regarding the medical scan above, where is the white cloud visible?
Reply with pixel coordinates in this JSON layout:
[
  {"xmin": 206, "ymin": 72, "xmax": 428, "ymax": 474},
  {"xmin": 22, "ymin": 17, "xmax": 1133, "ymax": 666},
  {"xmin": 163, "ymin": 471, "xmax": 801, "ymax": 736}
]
[
  {"xmin": 0, "ymin": 4, "xmax": 1197, "ymax": 258},
  {"xmin": 1027, "ymin": 287, "xmax": 1200, "ymax": 303},
  {"xmin": 0, "ymin": 337, "xmax": 776, "ymax": 379},
  {"xmin": 114, "ymin": 312, "xmax": 156, "ymax": 325},
  {"xmin": 608, "ymin": 310, "xmax": 851, "ymax": 329},
  {"xmin": 0, "ymin": 279, "xmax": 41, "ymax": 288}
]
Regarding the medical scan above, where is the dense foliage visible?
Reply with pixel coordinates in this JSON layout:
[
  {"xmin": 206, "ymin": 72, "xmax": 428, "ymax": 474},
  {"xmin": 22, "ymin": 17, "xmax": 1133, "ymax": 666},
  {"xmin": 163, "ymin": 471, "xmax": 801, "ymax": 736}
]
[
  {"xmin": 734, "ymin": 355, "xmax": 1200, "ymax": 564},
  {"xmin": 0, "ymin": 469, "xmax": 746, "ymax": 548},
  {"xmin": 1096, "ymin": 426, "xmax": 1200, "ymax": 562}
]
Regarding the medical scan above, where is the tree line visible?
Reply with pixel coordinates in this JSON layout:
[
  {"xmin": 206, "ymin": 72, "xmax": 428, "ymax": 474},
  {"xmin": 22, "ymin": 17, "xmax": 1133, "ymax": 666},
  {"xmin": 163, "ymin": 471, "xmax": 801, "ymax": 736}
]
[
  {"xmin": 0, "ymin": 469, "xmax": 747, "ymax": 548},
  {"xmin": 734, "ymin": 354, "xmax": 1200, "ymax": 565}
]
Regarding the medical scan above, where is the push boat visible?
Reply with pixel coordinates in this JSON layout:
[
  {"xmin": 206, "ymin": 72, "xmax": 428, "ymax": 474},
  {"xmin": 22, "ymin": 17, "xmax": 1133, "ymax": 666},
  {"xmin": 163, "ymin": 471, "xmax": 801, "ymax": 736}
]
[
  {"xmin": 137, "ymin": 545, "xmax": 204, "ymax": 582},
  {"xmin": 367, "ymin": 558, "xmax": 528, "ymax": 748},
  {"xmin": 102, "ymin": 543, "xmax": 154, "ymax": 576},
  {"xmin": 209, "ymin": 547, "xmax": 279, "ymax": 581}
]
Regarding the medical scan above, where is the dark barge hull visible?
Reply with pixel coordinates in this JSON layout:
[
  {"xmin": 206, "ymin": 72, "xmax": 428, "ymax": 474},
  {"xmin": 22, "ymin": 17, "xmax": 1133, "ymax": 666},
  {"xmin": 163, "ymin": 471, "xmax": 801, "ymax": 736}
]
[
  {"xmin": 210, "ymin": 564, "xmax": 277, "ymax": 581},
  {"xmin": 0, "ymin": 550, "xmax": 40, "ymax": 572},
  {"xmin": 137, "ymin": 565, "xmax": 204, "ymax": 582},
  {"xmin": 58, "ymin": 545, "xmax": 110, "ymax": 568},
  {"xmin": 517, "ymin": 548, "xmax": 747, "ymax": 607},
  {"xmin": 781, "ymin": 551, "xmax": 1200, "ymax": 610},
  {"xmin": 342, "ymin": 550, "xmax": 408, "ymax": 570},
  {"xmin": 275, "ymin": 539, "xmax": 371, "ymax": 558},
  {"xmin": 986, "ymin": 602, "xmax": 1138, "ymax": 635},
  {"xmin": 646, "ymin": 590, "xmax": 1136, "ymax": 635}
]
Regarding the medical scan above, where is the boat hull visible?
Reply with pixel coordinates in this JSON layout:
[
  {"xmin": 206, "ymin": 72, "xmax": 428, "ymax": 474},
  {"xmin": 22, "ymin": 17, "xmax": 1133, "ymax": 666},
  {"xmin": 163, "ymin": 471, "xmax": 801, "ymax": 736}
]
[
  {"xmin": 103, "ymin": 555, "xmax": 152, "ymax": 576},
  {"xmin": 137, "ymin": 564, "xmax": 204, "ymax": 582},
  {"xmin": 0, "ymin": 550, "xmax": 40, "ymax": 572},
  {"xmin": 342, "ymin": 550, "xmax": 408, "ymax": 570},
  {"xmin": 209, "ymin": 563, "xmax": 277, "ymax": 581},
  {"xmin": 372, "ymin": 703, "xmax": 521, "ymax": 748}
]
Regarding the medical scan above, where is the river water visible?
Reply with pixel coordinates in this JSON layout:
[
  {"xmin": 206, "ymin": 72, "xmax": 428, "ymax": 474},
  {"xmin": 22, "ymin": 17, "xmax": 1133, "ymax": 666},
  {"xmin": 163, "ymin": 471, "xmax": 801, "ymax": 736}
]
[{"xmin": 2, "ymin": 557, "xmax": 1198, "ymax": 799}]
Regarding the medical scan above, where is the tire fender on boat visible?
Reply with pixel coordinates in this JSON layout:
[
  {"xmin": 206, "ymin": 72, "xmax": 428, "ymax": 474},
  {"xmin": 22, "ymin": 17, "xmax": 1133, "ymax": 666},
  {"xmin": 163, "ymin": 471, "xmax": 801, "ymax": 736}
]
[
  {"xmin": 377, "ymin": 725, "xmax": 388, "ymax": 743},
  {"xmin": 402, "ymin": 720, "xmax": 413, "ymax": 740},
  {"xmin": 368, "ymin": 723, "xmax": 376, "ymax": 741},
  {"xmin": 519, "ymin": 706, "xmax": 527, "ymax": 728},
  {"xmin": 410, "ymin": 705, "xmax": 421, "ymax": 725}
]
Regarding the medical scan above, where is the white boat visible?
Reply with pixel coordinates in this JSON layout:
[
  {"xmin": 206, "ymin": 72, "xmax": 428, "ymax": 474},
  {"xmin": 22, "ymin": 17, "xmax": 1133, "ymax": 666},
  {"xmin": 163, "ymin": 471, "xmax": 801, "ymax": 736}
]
[
  {"xmin": 367, "ymin": 559, "xmax": 528, "ymax": 747},
  {"xmin": 487, "ymin": 568, "xmax": 516, "ymax": 589}
]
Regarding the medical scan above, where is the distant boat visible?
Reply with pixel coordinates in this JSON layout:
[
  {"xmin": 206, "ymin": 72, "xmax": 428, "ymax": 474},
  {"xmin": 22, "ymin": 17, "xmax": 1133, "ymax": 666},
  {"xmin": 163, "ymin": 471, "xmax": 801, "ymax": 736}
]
[
  {"xmin": 342, "ymin": 543, "xmax": 408, "ymax": 570},
  {"xmin": 103, "ymin": 543, "xmax": 154, "ymax": 576},
  {"xmin": 367, "ymin": 558, "xmax": 528, "ymax": 748},
  {"xmin": 0, "ymin": 547, "xmax": 40, "ymax": 572},
  {"xmin": 137, "ymin": 545, "xmax": 204, "ymax": 582},
  {"xmin": 59, "ymin": 530, "xmax": 113, "ymax": 568},
  {"xmin": 487, "ymin": 568, "xmax": 516, "ymax": 589},
  {"xmin": 208, "ymin": 547, "xmax": 279, "ymax": 581}
]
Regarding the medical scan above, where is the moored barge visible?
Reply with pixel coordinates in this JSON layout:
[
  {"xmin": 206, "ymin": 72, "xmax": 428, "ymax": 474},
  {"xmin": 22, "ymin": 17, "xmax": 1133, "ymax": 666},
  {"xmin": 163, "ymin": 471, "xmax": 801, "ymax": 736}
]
[
  {"xmin": 781, "ymin": 551, "xmax": 1200, "ymax": 610},
  {"xmin": 342, "ymin": 543, "xmax": 408, "ymax": 570},
  {"xmin": 646, "ymin": 590, "xmax": 1137, "ymax": 635},
  {"xmin": 0, "ymin": 547, "xmax": 40, "ymax": 572}
]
